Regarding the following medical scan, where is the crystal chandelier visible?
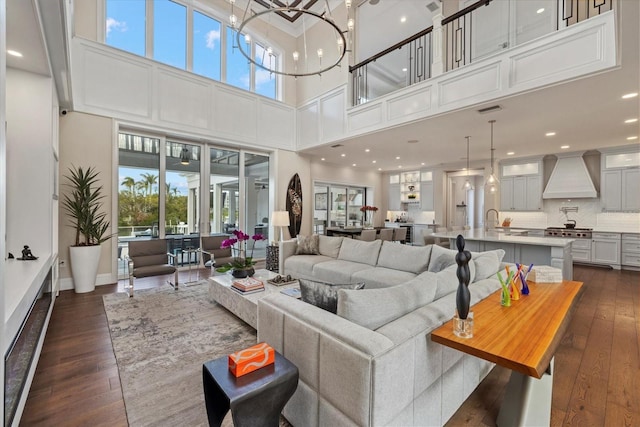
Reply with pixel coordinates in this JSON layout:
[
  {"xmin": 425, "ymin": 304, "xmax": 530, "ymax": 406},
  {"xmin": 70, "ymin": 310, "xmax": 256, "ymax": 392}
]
[
  {"xmin": 485, "ymin": 120, "xmax": 500, "ymax": 193},
  {"xmin": 230, "ymin": 0, "xmax": 353, "ymax": 78}
]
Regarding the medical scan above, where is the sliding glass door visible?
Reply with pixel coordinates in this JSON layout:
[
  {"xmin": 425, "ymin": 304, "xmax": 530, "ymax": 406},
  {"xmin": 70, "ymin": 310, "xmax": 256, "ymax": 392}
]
[{"xmin": 118, "ymin": 131, "xmax": 270, "ymax": 278}]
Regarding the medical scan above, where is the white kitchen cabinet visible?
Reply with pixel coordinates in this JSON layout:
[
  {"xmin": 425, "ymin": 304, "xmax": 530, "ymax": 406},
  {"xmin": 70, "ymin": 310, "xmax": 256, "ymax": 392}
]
[
  {"xmin": 400, "ymin": 171, "xmax": 420, "ymax": 204},
  {"xmin": 388, "ymin": 183, "xmax": 401, "ymax": 211},
  {"xmin": 388, "ymin": 174, "xmax": 401, "ymax": 210},
  {"xmin": 600, "ymin": 148, "xmax": 640, "ymax": 212},
  {"xmin": 621, "ymin": 233, "xmax": 640, "ymax": 267},
  {"xmin": 571, "ymin": 239, "xmax": 592, "ymax": 263},
  {"xmin": 420, "ymin": 180, "xmax": 434, "ymax": 211},
  {"xmin": 499, "ymin": 158, "xmax": 543, "ymax": 211},
  {"xmin": 591, "ymin": 232, "xmax": 621, "ymax": 266}
]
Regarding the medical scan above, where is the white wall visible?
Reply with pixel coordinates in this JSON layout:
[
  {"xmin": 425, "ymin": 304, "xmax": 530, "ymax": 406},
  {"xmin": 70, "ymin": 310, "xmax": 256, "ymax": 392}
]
[
  {"xmin": 58, "ymin": 112, "xmax": 114, "ymax": 283},
  {"xmin": 6, "ymin": 69, "xmax": 53, "ymax": 257}
]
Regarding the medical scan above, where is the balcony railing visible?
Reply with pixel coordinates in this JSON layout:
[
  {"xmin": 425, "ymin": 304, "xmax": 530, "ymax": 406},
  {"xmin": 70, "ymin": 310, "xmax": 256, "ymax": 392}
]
[{"xmin": 349, "ymin": 0, "xmax": 614, "ymax": 106}]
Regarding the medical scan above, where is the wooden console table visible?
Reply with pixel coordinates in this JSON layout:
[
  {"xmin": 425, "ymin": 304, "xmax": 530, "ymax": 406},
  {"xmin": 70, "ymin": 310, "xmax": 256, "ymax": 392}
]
[{"xmin": 431, "ymin": 280, "xmax": 583, "ymax": 426}]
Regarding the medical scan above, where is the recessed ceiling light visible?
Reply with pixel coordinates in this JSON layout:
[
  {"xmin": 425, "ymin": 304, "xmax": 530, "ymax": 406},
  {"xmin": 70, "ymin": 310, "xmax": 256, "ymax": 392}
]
[
  {"xmin": 625, "ymin": 118, "xmax": 638, "ymax": 124},
  {"xmin": 398, "ymin": 165, "xmax": 402, "ymax": 168},
  {"xmin": 421, "ymin": 162, "xmax": 425, "ymax": 166},
  {"xmin": 545, "ymin": 132, "xmax": 556, "ymax": 137},
  {"xmin": 400, "ymin": 16, "xmax": 406, "ymax": 23},
  {"xmin": 352, "ymin": 163, "xmax": 357, "ymax": 166},
  {"xmin": 402, "ymin": 68, "xmax": 407, "ymax": 72},
  {"xmin": 622, "ymin": 92, "xmax": 638, "ymax": 99},
  {"xmin": 395, "ymin": 156, "xmax": 400, "ymax": 160},
  {"xmin": 561, "ymin": 145, "xmax": 570, "ymax": 149},
  {"xmin": 507, "ymin": 151, "xmax": 515, "ymax": 156},
  {"xmin": 372, "ymin": 160, "xmax": 376, "ymax": 163},
  {"xmin": 7, "ymin": 49, "xmax": 22, "ymax": 57},
  {"xmin": 321, "ymin": 157, "xmax": 325, "ymax": 161},
  {"xmin": 378, "ymin": 168, "xmax": 382, "ymax": 171},
  {"xmin": 536, "ymin": 8, "xmax": 545, "ymax": 14},
  {"xmin": 341, "ymin": 153, "xmax": 346, "ymax": 157},
  {"xmin": 365, "ymin": 149, "xmax": 370, "ymax": 153},
  {"xmin": 627, "ymin": 136, "xmax": 638, "ymax": 140}
]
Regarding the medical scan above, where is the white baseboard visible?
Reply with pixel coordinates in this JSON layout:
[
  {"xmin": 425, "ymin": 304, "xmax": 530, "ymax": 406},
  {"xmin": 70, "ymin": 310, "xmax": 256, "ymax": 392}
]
[{"xmin": 58, "ymin": 273, "xmax": 116, "ymax": 291}]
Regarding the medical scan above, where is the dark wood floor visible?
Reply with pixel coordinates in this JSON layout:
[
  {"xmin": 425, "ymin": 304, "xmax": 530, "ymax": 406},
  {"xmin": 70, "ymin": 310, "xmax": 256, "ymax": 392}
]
[{"xmin": 20, "ymin": 265, "xmax": 639, "ymax": 426}]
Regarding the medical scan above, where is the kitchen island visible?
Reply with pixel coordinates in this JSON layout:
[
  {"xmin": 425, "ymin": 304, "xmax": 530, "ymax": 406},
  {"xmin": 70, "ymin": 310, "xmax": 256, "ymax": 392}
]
[{"xmin": 433, "ymin": 229, "xmax": 575, "ymax": 280}]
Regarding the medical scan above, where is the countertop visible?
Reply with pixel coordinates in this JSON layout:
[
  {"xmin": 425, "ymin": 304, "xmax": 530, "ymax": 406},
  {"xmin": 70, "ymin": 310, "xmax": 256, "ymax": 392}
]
[
  {"xmin": 496, "ymin": 226, "xmax": 640, "ymax": 234},
  {"xmin": 433, "ymin": 229, "xmax": 574, "ymax": 247}
]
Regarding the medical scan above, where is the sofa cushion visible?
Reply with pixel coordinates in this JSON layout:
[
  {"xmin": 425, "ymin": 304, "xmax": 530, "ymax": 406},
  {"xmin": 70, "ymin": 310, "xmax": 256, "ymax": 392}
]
[
  {"xmin": 351, "ymin": 267, "xmax": 417, "ymax": 289},
  {"xmin": 337, "ymin": 272, "xmax": 438, "ymax": 330},
  {"xmin": 427, "ymin": 244, "xmax": 459, "ymax": 272},
  {"xmin": 284, "ymin": 254, "xmax": 334, "ymax": 279},
  {"xmin": 296, "ymin": 234, "xmax": 320, "ymax": 255},
  {"xmin": 312, "ymin": 260, "xmax": 373, "ymax": 283},
  {"xmin": 338, "ymin": 238, "xmax": 382, "ymax": 266},
  {"xmin": 318, "ymin": 235, "xmax": 343, "ymax": 258},
  {"xmin": 376, "ymin": 241, "xmax": 432, "ymax": 274},
  {"xmin": 299, "ymin": 279, "xmax": 365, "ymax": 313}
]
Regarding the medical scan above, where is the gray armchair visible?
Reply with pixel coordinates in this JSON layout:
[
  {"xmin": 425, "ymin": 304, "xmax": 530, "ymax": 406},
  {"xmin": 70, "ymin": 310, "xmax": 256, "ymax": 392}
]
[
  {"xmin": 127, "ymin": 239, "xmax": 178, "ymax": 297},
  {"xmin": 200, "ymin": 235, "xmax": 234, "ymax": 268}
]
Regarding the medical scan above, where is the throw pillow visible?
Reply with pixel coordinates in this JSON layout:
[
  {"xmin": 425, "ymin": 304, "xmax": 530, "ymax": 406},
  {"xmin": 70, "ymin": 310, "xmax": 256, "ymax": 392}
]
[
  {"xmin": 377, "ymin": 241, "xmax": 432, "ymax": 274},
  {"xmin": 337, "ymin": 238, "xmax": 382, "ymax": 266},
  {"xmin": 472, "ymin": 249, "xmax": 505, "ymax": 281},
  {"xmin": 337, "ymin": 273, "xmax": 438, "ymax": 330},
  {"xmin": 428, "ymin": 245, "xmax": 458, "ymax": 272},
  {"xmin": 296, "ymin": 234, "xmax": 320, "ymax": 255},
  {"xmin": 299, "ymin": 278, "xmax": 365, "ymax": 313},
  {"xmin": 318, "ymin": 235, "xmax": 343, "ymax": 258}
]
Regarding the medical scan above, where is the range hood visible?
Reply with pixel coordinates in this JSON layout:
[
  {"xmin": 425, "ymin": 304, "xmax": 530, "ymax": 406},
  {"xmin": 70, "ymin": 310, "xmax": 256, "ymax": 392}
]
[{"xmin": 543, "ymin": 152, "xmax": 598, "ymax": 199}]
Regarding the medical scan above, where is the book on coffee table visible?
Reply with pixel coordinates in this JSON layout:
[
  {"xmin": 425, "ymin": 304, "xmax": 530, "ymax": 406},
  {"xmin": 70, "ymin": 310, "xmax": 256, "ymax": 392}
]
[
  {"xmin": 231, "ymin": 286, "xmax": 265, "ymax": 295},
  {"xmin": 232, "ymin": 277, "xmax": 265, "ymax": 291},
  {"xmin": 280, "ymin": 288, "xmax": 301, "ymax": 299}
]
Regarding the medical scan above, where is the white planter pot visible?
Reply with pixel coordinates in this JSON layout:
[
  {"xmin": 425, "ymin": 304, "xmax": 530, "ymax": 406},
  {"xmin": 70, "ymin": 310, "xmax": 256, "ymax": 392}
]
[{"xmin": 70, "ymin": 245, "xmax": 102, "ymax": 293}]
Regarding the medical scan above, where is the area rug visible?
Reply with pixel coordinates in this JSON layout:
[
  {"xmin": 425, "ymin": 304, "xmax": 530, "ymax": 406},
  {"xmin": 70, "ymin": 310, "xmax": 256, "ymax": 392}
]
[{"xmin": 103, "ymin": 281, "xmax": 257, "ymax": 426}]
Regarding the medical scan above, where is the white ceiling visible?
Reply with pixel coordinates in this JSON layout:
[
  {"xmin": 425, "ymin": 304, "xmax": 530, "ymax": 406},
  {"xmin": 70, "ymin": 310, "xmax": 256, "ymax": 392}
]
[{"xmin": 6, "ymin": 0, "xmax": 50, "ymax": 76}]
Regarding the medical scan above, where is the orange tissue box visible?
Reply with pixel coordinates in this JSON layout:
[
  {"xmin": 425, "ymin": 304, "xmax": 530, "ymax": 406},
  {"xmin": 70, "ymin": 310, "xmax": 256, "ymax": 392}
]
[{"xmin": 228, "ymin": 342, "xmax": 275, "ymax": 377}]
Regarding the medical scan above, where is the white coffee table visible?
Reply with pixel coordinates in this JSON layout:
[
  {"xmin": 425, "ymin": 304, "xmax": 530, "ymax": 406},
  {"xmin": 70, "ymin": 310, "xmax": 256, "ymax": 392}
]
[{"xmin": 208, "ymin": 269, "xmax": 299, "ymax": 329}]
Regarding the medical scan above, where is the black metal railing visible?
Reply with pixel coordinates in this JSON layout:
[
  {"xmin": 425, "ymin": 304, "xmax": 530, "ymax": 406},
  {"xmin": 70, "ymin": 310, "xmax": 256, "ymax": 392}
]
[
  {"xmin": 442, "ymin": 0, "xmax": 494, "ymax": 72},
  {"xmin": 559, "ymin": 0, "xmax": 613, "ymax": 28},
  {"xmin": 350, "ymin": 0, "xmax": 614, "ymax": 105},
  {"xmin": 350, "ymin": 27, "xmax": 432, "ymax": 106}
]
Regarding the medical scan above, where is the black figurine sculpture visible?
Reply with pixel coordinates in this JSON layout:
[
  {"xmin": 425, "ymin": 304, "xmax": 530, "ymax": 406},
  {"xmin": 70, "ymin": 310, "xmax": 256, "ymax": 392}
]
[
  {"xmin": 18, "ymin": 245, "xmax": 38, "ymax": 261},
  {"xmin": 455, "ymin": 235, "xmax": 472, "ymax": 320}
]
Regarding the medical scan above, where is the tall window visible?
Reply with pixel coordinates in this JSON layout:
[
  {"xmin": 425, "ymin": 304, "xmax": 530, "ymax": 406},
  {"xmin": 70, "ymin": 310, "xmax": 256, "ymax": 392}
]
[
  {"xmin": 104, "ymin": 0, "xmax": 279, "ymax": 100},
  {"xmin": 106, "ymin": 0, "xmax": 145, "ymax": 56},
  {"xmin": 193, "ymin": 11, "xmax": 221, "ymax": 80},
  {"xmin": 226, "ymin": 27, "xmax": 251, "ymax": 91},
  {"xmin": 254, "ymin": 43, "xmax": 277, "ymax": 98},
  {"xmin": 154, "ymin": 0, "xmax": 187, "ymax": 68}
]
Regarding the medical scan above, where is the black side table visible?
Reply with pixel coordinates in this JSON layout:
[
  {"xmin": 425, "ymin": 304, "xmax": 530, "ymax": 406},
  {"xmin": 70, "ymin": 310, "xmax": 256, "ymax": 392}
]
[
  {"xmin": 266, "ymin": 245, "xmax": 279, "ymax": 272},
  {"xmin": 202, "ymin": 350, "xmax": 298, "ymax": 427}
]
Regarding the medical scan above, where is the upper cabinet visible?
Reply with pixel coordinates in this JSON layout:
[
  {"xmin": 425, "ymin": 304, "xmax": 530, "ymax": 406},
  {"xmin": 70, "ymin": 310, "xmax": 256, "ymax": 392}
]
[
  {"xmin": 499, "ymin": 158, "xmax": 543, "ymax": 211},
  {"xmin": 388, "ymin": 174, "xmax": 401, "ymax": 211},
  {"xmin": 420, "ymin": 171, "xmax": 434, "ymax": 211},
  {"xmin": 600, "ymin": 148, "xmax": 640, "ymax": 212}
]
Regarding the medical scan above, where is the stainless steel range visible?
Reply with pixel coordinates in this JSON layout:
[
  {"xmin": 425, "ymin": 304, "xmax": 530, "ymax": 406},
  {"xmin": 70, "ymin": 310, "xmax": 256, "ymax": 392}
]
[{"xmin": 544, "ymin": 227, "xmax": 592, "ymax": 238}]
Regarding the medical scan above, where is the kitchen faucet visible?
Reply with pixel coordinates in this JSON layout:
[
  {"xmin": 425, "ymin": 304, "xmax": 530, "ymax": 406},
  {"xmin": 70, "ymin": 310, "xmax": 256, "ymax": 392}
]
[{"xmin": 485, "ymin": 209, "xmax": 499, "ymax": 230}]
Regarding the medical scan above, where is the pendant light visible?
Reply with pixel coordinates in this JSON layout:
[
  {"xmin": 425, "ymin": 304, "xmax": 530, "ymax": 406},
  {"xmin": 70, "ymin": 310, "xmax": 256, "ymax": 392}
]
[
  {"xmin": 463, "ymin": 136, "xmax": 474, "ymax": 190},
  {"xmin": 180, "ymin": 145, "xmax": 190, "ymax": 165},
  {"xmin": 485, "ymin": 120, "xmax": 500, "ymax": 193}
]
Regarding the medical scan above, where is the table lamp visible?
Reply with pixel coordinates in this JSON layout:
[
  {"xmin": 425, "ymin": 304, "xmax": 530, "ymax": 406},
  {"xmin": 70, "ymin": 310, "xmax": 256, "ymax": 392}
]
[{"xmin": 271, "ymin": 211, "xmax": 290, "ymax": 243}]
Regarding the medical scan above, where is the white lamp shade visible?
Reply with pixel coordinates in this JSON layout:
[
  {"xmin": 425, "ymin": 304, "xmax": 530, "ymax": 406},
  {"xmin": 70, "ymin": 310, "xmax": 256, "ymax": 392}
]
[{"xmin": 272, "ymin": 211, "xmax": 290, "ymax": 227}]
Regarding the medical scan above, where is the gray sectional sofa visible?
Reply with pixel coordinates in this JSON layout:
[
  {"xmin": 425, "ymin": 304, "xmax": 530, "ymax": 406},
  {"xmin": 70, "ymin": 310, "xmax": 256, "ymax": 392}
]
[{"xmin": 258, "ymin": 235, "xmax": 507, "ymax": 426}]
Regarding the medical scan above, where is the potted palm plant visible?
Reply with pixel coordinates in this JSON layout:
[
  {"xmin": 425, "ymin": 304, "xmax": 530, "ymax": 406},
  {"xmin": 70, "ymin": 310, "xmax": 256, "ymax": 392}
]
[{"xmin": 62, "ymin": 166, "xmax": 112, "ymax": 293}]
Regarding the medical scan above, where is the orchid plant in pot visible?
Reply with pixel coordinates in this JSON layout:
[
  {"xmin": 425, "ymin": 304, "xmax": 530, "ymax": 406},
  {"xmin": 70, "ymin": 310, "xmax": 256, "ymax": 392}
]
[{"xmin": 215, "ymin": 230, "xmax": 266, "ymax": 278}]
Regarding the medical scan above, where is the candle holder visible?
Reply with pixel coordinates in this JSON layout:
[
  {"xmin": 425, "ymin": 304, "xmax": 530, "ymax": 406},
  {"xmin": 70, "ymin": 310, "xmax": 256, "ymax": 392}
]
[{"xmin": 453, "ymin": 310, "xmax": 474, "ymax": 338}]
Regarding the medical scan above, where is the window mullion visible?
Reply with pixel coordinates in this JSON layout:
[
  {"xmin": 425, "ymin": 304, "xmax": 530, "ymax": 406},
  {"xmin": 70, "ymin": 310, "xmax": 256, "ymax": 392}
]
[
  {"xmin": 146, "ymin": 0, "xmax": 154, "ymax": 59},
  {"xmin": 186, "ymin": 5, "xmax": 193, "ymax": 72}
]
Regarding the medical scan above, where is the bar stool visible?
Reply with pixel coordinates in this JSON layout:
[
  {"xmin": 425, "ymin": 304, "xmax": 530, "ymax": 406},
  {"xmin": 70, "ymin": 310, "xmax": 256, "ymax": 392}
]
[
  {"xmin": 378, "ymin": 228, "xmax": 393, "ymax": 241},
  {"xmin": 392, "ymin": 227, "xmax": 408, "ymax": 244}
]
